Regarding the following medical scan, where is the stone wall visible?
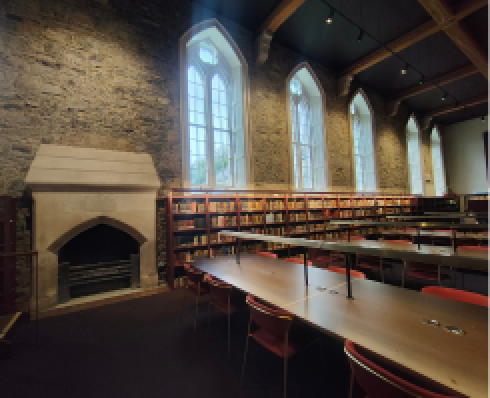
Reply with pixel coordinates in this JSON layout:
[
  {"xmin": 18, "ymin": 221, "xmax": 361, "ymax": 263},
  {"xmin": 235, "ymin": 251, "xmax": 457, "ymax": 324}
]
[{"xmin": 0, "ymin": 0, "xmax": 432, "ymax": 307}]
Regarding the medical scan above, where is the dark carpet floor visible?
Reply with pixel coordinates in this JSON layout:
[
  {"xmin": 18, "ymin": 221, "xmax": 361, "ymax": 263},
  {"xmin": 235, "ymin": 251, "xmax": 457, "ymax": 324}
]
[{"xmin": 1, "ymin": 289, "xmax": 352, "ymax": 398}]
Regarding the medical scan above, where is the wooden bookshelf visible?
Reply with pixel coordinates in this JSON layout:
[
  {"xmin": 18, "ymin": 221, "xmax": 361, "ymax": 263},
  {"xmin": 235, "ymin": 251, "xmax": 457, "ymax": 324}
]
[{"xmin": 162, "ymin": 190, "xmax": 459, "ymax": 288}]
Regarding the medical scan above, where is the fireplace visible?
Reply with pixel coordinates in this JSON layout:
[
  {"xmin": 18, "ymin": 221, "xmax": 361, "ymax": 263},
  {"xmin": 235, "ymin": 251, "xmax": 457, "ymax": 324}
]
[
  {"xmin": 58, "ymin": 224, "xmax": 140, "ymax": 302},
  {"xmin": 26, "ymin": 144, "xmax": 161, "ymax": 311}
]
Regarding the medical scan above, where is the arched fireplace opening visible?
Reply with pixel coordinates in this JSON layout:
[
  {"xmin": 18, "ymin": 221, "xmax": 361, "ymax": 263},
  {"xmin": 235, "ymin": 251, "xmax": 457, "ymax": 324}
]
[{"xmin": 58, "ymin": 224, "xmax": 140, "ymax": 302}]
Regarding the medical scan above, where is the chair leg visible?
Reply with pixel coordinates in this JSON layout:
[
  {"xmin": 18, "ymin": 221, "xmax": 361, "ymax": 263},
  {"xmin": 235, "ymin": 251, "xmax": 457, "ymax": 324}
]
[
  {"xmin": 402, "ymin": 260, "xmax": 406, "ymax": 288},
  {"xmin": 284, "ymin": 330, "xmax": 289, "ymax": 398},
  {"xmin": 181, "ymin": 277, "xmax": 187, "ymax": 322},
  {"xmin": 437, "ymin": 265, "xmax": 441, "ymax": 286},
  {"xmin": 194, "ymin": 282, "xmax": 200, "ymax": 332},
  {"xmin": 348, "ymin": 365, "xmax": 354, "ymax": 398},
  {"xmin": 207, "ymin": 299, "xmax": 211, "ymax": 333},
  {"xmin": 240, "ymin": 315, "xmax": 252, "ymax": 386},
  {"xmin": 380, "ymin": 258, "xmax": 384, "ymax": 283},
  {"xmin": 227, "ymin": 295, "xmax": 231, "ymax": 360}
]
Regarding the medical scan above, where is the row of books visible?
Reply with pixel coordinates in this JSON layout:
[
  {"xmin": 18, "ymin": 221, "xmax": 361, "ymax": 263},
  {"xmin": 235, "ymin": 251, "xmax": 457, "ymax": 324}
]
[
  {"xmin": 267, "ymin": 226, "xmax": 285, "ymax": 236},
  {"xmin": 266, "ymin": 200, "xmax": 286, "ymax": 210},
  {"xmin": 308, "ymin": 200, "xmax": 322, "ymax": 209},
  {"xmin": 266, "ymin": 212, "xmax": 285, "ymax": 222},
  {"xmin": 173, "ymin": 201, "xmax": 206, "ymax": 213},
  {"xmin": 290, "ymin": 224, "xmax": 308, "ymax": 233},
  {"xmin": 240, "ymin": 214, "xmax": 264, "ymax": 225},
  {"xmin": 209, "ymin": 232, "xmax": 234, "ymax": 243},
  {"xmin": 175, "ymin": 250, "xmax": 208, "ymax": 263},
  {"xmin": 307, "ymin": 212, "xmax": 324, "ymax": 221},
  {"xmin": 211, "ymin": 215, "xmax": 237, "ymax": 227},
  {"xmin": 209, "ymin": 201, "xmax": 236, "ymax": 212},
  {"xmin": 240, "ymin": 228, "xmax": 264, "ymax": 235},
  {"xmin": 241, "ymin": 200, "xmax": 263, "ymax": 211},
  {"xmin": 289, "ymin": 213, "xmax": 307, "ymax": 222},
  {"xmin": 175, "ymin": 234, "xmax": 207, "ymax": 247},
  {"xmin": 288, "ymin": 200, "xmax": 305, "ymax": 209},
  {"xmin": 174, "ymin": 218, "xmax": 206, "ymax": 229}
]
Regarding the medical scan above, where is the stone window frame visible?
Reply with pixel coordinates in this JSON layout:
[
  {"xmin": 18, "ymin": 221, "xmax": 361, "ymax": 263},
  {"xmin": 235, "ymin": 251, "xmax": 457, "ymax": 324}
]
[
  {"xmin": 348, "ymin": 88, "xmax": 378, "ymax": 192},
  {"xmin": 179, "ymin": 19, "xmax": 251, "ymax": 190},
  {"xmin": 286, "ymin": 62, "xmax": 328, "ymax": 191}
]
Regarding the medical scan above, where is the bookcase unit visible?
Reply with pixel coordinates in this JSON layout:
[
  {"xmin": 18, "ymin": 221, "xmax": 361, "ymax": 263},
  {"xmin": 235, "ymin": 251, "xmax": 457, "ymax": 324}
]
[
  {"xmin": 163, "ymin": 189, "xmax": 440, "ymax": 288},
  {"xmin": 0, "ymin": 196, "xmax": 17, "ymax": 315}
]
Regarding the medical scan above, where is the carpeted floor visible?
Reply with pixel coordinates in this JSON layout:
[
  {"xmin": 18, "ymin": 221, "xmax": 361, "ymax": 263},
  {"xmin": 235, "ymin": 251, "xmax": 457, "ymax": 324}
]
[{"xmin": 1, "ymin": 289, "xmax": 351, "ymax": 398}]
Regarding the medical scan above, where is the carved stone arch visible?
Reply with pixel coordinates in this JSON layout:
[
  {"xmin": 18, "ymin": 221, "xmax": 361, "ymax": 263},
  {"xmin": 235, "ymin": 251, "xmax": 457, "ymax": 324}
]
[
  {"xmin": 286, "ymin": 61, "xmax": 328, "ymax": 190},
  {"xmin": 179, "ymin": 18, "xmax": 251, "ymax": 189},
  {"xmin": 47, "ymin": 216, "xmax": 147, "ymax": 254}
]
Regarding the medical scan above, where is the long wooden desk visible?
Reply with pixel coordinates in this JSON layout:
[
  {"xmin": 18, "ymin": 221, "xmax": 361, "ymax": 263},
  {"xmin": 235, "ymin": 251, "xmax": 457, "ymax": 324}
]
[
  {"xmin": 194, "ymin": 255, "xmax": 488, "ymax": 397},
  {"xmin": 381, "ymin": 229, "xmax": 488, "ymax": 242},
  {"xmin": 223, "ymin": 231, "xmax": 489, "ymax": 271}
]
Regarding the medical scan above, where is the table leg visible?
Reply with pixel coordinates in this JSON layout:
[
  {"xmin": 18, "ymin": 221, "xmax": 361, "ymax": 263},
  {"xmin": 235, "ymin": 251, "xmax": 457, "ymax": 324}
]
[
  {"xmin": 303, "ymin": 247, "xmax": 308, "ymax": 286},
  {"xmin": 236, "ymin": 238, "xmax": 240, "ymax": 264},
  {"xmin": 346, "ymin": 253, "xmax": 353, "ymax": 299}
]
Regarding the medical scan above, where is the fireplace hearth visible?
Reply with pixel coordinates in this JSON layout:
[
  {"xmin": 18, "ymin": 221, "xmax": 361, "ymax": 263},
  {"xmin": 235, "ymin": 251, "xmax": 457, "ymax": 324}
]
[{"xmin": 25, "ymin": 144, "xmax": 160, "ymax": 311}]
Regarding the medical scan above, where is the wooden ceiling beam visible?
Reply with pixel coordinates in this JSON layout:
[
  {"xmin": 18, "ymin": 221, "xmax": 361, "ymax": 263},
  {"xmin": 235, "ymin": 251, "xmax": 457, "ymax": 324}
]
[
  {"xmin": 422, "ymin": 93, "xmax": 488, "ymax": 129},
  {"xmin": 255, "ymin": 0, "xmax": 305, "ymax": 64},
  {"xmin": 418, "ymin": 0, "xmax": 488, "ymax": 79},
  {"xmin": 387, "ymin": 65, "xmax": 478, "ymax": 116},
  {"xmin": 338, "ymin": 0, "xmax": 487, "ymax": 96}
]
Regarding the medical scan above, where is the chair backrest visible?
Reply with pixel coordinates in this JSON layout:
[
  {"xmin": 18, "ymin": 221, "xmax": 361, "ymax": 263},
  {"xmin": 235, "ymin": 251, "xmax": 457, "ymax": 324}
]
[
  {"xmin": 422, "ymin": 286, "xmax": 489, "ymax": 307},
  {"xmin": 205, "ymin": 274, "xmax": 232, "ymax": 302},
  {"xmin": 458, "ymin": 245, "xmax": 488, "ymax": 252},
  {"xmin": 184, "ymin": 263, "xmax": 205, "ymax": 285},
  {"xmin": 384, "ymin": 239, "xmax": 413, "ymax": 244},
  {"xmin": 348, "ymin": 236, "xmax": 366, "ymax": 241},
  {"xmin": 284, "ymin": 258, "xmax": 313, "ymax": 266},
  {"xmin": 246, "ymin": 295, "xmax": 293, "ymax": 338},
  {"xmin": 257, "ymin": 251, "xmax": 278, "ymax": 259},
  {"xmin": 345, "ymin": 340, "xmax": 451, "ymax": 398},
  {"xmin": 327, "ymin": 267, "xmax": 366, "ymax": 279}
]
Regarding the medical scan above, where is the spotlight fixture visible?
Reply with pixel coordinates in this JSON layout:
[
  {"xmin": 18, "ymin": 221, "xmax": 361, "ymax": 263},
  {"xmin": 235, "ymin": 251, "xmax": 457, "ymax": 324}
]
[
  {"xmin": 326, "ymin": 8, "xmax": 334, "ymax": 24},
  {"xmin": 401, "ymin": 64, "xmax": 408, "ymax": 75},
  {"xmin": 441, "ymin": 91, "xmax": 448, "ymax": 101},
  {"xmin": 357, "ymin": 29, "xmax": 364, "ymax": 42}
]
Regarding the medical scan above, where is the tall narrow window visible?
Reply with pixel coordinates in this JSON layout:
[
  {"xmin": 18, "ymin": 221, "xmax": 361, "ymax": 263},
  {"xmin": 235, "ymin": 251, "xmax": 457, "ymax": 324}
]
[
  {"xmin": 431, "ymin": 127, "xmax": 445, "ymax": 196},
  {"xmin": 181, "ymin": 21, "xmax": 249, "ymax": 189},
  {"xmin": 288, "ymin": 66, "xmax": 326, "ymax": 191},
  {"xmin": 407, "ymin": 116, "xmax": 423, "ymax": 195},
  {"xmin": 350, "ymin": 91, "xmax": 376, "ymax": 192}
]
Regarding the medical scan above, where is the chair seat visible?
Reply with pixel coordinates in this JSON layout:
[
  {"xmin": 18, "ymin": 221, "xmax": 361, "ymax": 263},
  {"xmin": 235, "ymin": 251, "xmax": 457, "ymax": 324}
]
[
  {"xmin": 357, "ymin": 262, "xmax": 382, "ymax": 271},
  {"xmin": 251, "ymin": 328, "xmax": 295, "ymax": 358},
  {"xmin": 407, "ymin": 269, "xmax": 440, "ymax": 281}
]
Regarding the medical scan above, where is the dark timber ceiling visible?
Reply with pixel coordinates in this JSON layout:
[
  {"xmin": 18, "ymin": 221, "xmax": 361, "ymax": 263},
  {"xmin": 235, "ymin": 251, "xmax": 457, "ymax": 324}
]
[{"xmin": 195, "ymin": 0, "xmax": 488, "ymax": 127}]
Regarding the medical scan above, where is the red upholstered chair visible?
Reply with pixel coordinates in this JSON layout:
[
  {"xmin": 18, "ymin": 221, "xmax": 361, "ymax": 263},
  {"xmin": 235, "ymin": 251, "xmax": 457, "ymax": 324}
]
[
  {"xmin": 257, "ymin": 251, "xmax": 278, "ymax": 259},
  {"xmin": 384, "ymin": 240, "xmax": 443, "ymax": 288},
  {"xmin": 241, "ymin": 295, "xmax": 294, "ymax": 398},
  {"xmin": 421, "ymin": 286, "xmax": 489, "ymax": 307},
  {"xmin": 326, "ymin": 267, "xmax": 366, "ymax": 279},
  {"xmin": 344, "ymin": 340, "xmax": 453, "ymax": 398},
  {"xmin": 284, "ymin": 257, "xmax": 313, "ymax": 266},
  {"xmin": 204, "ymin": 274, "xmax": 236, "ymax": 358},
  {"xmin": 456, "ymin": 246, "xmax": 488, "ymax": 289},
  {"xmin": 183, "ymin": 264, "xmax": 209, "ymax": 331}
]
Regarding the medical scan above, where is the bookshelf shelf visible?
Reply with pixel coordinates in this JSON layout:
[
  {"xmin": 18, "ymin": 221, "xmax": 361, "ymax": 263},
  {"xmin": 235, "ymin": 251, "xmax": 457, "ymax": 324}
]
[{"xmin": 163, "ymin": 190, "xmax": 460, "ymax": 288}]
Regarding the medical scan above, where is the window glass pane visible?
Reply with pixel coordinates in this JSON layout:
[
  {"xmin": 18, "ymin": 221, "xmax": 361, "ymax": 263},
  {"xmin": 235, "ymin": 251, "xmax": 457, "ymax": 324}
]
[
  {"xmin": 431, "ymin": 129, "xmax": 445, "ymax": 196},
  {"xmin": 188, "ymin": 66, "xmax": 207, "ymax": 185},
  {"xmin": 290, "ymin": 78, "xmax": 302, "ymax": 95},
  {"xmin": 199, "ymin": 42, "xmax": 218, "ymax": 65},
  {"xmin": 212, "ymin": 74, "xmax": 231, "ymax": 186}
]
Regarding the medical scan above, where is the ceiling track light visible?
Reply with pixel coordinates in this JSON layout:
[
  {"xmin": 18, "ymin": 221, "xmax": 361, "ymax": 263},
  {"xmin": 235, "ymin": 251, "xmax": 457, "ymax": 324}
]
[
  {"xmin": 357, "ymin": 29, "xmax": 364, "ymax": 42},
  {"xmin": 326, "ymin": 8, "xmax": 334, "ymax": 24},
  {"xmin": 441, "ymin": 91, "xmax": 448, "ymax": 101},
  {"xmin": 401, "ymin": 63, "xmax": 408, "ymax": 75}
]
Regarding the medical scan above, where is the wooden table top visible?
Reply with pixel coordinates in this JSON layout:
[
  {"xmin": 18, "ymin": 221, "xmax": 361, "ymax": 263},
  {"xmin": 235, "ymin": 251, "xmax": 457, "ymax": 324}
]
[
  {"xmin": 329, "ymin": 220, "xmax": 488, "ymax": 230},
  {"xmin": 223, "ymin": 231, "xmax": 489, "ymax": 271},
  {"xmin": 194, "ymin": 254, "xmax": 346, "ymax": 309},
  {"xmin": 381, "ymin": 229, "xmax": 488, "ymax": 240},
  {"xmin": 194, "ymin": 255, "xmax": 488, "ymax": 397}
]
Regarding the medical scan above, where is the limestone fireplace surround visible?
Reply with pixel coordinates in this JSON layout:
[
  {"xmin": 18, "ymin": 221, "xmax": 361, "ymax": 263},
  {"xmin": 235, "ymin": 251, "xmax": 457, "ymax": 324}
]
[{"xmin": 25, "ymin": 144, "xmax": 161, "ymax": 311}]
